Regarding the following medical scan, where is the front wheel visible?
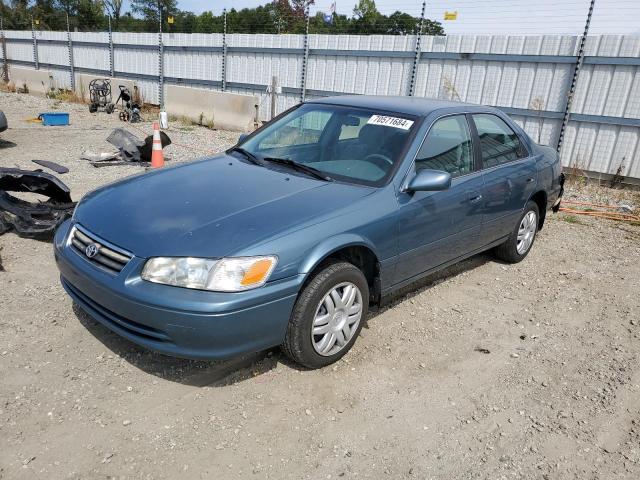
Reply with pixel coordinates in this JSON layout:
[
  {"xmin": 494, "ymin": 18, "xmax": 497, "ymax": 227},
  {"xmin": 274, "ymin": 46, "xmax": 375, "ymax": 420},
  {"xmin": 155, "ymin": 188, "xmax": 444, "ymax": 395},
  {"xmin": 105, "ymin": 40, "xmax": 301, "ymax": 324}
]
[
  {"xmin": 494, "ymin": 201, "xmax": 540, "ymax": 263},
  {"xmin": 282, "ymin": 261, "xmax": 369, "ymax": 369}
]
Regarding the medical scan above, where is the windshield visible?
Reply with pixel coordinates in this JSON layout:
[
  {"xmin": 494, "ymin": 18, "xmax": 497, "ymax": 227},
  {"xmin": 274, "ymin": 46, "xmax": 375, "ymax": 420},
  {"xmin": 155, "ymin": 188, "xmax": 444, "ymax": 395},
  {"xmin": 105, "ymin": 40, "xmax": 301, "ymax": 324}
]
[{"xmin": 238, "ymin": 103, "xmax": 418, "ymax": 186}]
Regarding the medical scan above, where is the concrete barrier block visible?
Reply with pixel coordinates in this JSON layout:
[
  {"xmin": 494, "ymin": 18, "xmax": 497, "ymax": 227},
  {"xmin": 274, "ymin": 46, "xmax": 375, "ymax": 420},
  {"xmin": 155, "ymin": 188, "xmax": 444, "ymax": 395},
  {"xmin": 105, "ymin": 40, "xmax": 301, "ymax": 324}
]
[
  {"xmin": 165, "ymin": 85, "xmax": 259, "ymax": 132},
  {"xmin": 9, "ymin": 67, "xmax": 54, "ymax": 96},
  {"xmin": 76, "ymin": 74, "xmax": 141, "ymax": 104}
]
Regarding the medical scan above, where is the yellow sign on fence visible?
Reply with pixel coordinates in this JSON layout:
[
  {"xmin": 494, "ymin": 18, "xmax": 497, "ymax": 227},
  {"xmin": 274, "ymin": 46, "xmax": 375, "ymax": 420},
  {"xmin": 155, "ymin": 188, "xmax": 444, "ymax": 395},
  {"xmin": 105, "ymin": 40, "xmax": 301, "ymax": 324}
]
[
  {"xmin": 444, "ymin": 11, "xmax": 458, "ymax": 21},
  {"xmin": 168, "ymin": 16, "xmax": 175, "ymax": 24}
]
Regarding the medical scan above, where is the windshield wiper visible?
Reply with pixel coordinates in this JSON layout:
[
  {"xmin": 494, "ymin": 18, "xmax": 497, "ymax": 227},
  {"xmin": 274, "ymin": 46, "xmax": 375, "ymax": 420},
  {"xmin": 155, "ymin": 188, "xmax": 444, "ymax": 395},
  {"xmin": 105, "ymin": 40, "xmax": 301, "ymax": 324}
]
[
  {"xmin": 227, "ymin": 146, "xmax": 263, "ymax": 166},
  {"xmin": 262, "ymin": 157, "xmax": 333, "ymax": 182}
]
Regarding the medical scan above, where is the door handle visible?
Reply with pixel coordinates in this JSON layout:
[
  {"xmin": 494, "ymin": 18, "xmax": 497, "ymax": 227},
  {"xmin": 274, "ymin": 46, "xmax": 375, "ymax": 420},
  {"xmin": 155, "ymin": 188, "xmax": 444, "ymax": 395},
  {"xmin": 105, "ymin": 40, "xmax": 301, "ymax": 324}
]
[
  {"xmin": 469, "ymin": 194, "xmax": 483, "ymax": 204},
  {"xmin": 526, "ymin": 178, "xmax": 535, "ymax": 183}
]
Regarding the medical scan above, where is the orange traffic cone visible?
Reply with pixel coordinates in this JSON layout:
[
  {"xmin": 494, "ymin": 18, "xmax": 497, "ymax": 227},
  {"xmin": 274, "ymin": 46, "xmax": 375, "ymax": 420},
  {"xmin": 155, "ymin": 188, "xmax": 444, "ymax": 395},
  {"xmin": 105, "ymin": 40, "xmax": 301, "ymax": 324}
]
[{"xmin": 151, "ymin": 121, "xmax": 165, "ymax": 168}]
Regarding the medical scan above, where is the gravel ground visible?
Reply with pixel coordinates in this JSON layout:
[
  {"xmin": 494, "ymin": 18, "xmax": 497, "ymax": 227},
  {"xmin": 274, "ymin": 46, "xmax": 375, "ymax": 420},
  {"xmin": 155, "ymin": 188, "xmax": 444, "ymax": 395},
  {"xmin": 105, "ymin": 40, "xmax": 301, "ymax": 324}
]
[
  {"xmin": 1, "ymin": 92, "xmax": 639, "ymax": 479},
  {"xmin": 0, "ymin": 90, "xmax": 240, "ymax": 198}
]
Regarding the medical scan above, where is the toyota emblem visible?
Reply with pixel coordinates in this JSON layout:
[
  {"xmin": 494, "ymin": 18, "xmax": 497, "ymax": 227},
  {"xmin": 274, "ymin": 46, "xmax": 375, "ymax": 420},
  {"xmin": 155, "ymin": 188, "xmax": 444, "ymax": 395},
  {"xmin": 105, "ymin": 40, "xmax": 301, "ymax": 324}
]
[{"xmin": 85, "ymin": 243, "xmax": 100, "ymax": 258}]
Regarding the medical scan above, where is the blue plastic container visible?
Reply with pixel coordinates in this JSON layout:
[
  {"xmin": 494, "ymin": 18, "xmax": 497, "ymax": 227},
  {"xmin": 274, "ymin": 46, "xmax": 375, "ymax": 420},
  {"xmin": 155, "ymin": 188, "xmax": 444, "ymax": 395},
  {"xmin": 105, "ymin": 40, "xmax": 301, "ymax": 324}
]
[{"xmin": 39, "ymin": 112, "xmax": 70, "ymax": 126}]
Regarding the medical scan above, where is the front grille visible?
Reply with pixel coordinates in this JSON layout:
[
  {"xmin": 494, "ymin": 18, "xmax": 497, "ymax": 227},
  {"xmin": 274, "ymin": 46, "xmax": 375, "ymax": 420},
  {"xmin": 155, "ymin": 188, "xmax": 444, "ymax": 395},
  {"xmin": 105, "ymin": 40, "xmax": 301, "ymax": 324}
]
[{"xmin": 70, "ymin": 225, "xmax": 132, "ymax": 274}]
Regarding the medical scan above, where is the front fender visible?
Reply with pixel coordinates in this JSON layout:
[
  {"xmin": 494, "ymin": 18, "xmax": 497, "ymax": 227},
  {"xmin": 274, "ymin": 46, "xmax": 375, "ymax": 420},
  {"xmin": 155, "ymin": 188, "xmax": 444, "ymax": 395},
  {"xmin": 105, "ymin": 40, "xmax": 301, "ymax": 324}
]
[{"xmin": 299, "ymin": 233, "xmax": 379, "ymax": 275}]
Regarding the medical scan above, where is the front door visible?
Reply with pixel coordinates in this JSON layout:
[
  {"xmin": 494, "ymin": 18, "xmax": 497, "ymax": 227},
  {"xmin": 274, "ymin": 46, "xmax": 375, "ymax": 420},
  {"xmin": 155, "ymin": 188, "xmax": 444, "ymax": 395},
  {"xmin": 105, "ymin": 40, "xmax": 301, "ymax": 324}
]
[{"xmin": 394, "ymin": 114, "xmax": 484, "ymax": 284}]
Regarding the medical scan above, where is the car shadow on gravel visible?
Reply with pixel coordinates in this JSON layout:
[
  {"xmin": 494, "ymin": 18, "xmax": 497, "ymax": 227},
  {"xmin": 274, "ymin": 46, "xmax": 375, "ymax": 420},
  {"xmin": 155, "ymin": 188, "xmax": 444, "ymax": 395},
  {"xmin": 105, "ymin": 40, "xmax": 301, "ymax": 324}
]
[
  {"xmin": 72, "ymin": 252, "xmax": 494, "ymax": 387},
  {"xmin": 0, "ymin": 139, "xmax": 17, "ymax": 149},
  {"xmin": 73, "ymin": 304, "xmax": 283, "ymax": 387},
  {"xmin": 370, "ymin": 252, "xmax": 493, "ymax": 314}
]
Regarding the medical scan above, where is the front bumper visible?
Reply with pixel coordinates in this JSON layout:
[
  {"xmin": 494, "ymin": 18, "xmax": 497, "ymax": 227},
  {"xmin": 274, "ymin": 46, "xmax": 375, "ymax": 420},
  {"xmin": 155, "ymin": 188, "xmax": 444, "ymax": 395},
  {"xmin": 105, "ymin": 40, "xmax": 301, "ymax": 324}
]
[{"xmin": 54, "ymin": 220, "xmax": 302, "ymax": 360}]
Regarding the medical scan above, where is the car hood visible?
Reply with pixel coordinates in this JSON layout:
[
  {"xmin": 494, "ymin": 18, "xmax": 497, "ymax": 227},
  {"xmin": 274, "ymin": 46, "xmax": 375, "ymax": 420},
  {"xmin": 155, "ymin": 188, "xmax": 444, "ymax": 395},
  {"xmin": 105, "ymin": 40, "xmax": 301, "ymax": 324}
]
[{"xmin": 75, "ymin": 155, "xmax": 374, "ymax": 258}]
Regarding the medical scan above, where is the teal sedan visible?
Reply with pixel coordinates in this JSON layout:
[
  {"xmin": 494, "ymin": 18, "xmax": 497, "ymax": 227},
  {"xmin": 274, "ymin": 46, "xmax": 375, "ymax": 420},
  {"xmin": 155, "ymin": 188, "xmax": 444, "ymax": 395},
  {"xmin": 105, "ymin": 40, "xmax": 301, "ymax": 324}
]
[{"xmin": 54, "ymin": 96, "xmax": 563, "ymax": 368}]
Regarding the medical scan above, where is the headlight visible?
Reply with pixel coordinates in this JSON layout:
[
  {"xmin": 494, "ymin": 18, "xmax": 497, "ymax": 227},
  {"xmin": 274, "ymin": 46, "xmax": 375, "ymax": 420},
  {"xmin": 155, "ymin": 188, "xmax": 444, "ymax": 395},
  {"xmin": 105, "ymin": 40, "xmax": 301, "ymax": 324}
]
[{"xmin": 141, "ymin": 256, "xmax": 277, "ymax": 292}]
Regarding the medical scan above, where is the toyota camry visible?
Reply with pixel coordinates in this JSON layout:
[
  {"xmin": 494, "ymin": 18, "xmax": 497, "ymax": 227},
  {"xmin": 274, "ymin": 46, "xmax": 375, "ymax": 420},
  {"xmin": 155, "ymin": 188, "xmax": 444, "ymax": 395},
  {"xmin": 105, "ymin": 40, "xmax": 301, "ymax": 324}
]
[{"xmin": 54, "ymin": 96, "xmax": 564, "ymax": 368}]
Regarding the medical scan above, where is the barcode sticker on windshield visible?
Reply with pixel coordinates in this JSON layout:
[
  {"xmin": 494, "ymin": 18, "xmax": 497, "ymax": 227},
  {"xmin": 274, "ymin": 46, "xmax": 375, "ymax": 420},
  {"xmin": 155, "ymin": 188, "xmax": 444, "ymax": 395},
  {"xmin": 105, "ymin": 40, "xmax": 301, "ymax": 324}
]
[{"xmin": 367, "ymin": 115, "xmax": 414, "ymax": 130}]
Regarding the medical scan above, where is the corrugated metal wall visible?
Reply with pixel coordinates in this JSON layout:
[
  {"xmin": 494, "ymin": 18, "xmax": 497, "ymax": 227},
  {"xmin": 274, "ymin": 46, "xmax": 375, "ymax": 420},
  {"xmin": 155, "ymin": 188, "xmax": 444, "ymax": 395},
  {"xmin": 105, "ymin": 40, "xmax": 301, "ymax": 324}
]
[{"xmin": 1, "ymin": 31, "xmax": 638, "ymax": 181}]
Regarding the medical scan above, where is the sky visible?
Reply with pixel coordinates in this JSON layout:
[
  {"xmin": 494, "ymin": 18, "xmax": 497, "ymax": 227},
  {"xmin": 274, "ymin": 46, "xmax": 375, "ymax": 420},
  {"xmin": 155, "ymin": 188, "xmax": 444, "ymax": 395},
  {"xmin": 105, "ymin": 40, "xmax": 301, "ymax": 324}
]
[{"xmin": 165, "ymin": 0, "xmax": 640, "ymax": 35}]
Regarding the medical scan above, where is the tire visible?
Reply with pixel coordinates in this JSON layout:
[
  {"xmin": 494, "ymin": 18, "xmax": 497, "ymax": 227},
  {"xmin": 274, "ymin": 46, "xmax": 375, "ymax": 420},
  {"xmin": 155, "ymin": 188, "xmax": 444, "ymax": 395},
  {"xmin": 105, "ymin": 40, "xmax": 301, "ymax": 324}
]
[
  {"xmin": 282, "ymin": 261, "xmax": 369, "ymax": 369},
  {"xmin": 89, "ymin": 103, "xmax": 98, "ymax": 113},
  {"xmin": 105, "ymin": 104, "xmax": 115, "ymax": 114},
  {"xmin": 494, "ymin": 201, "xmax": 540, "ymax": 263}
]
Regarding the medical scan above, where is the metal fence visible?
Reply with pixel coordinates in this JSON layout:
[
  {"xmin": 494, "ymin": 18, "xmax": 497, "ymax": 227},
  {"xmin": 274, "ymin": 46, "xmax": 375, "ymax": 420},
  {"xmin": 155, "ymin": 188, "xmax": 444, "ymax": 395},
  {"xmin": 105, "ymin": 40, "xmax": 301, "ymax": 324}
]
[{"xmin": 1, "ymin": 27, "xmax": 639, "ymax": 182}]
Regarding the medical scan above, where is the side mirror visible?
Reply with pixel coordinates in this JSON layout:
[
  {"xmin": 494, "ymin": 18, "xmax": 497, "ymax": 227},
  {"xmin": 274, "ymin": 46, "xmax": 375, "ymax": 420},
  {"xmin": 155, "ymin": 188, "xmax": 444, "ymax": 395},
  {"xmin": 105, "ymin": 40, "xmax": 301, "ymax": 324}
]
[
  {"xmin": 406, "ymin": 169, "xmax": 451, "ymax": 192},
  {"xmin": 238, "ymin": 133, "xmax": 248, "ymax": 144}
]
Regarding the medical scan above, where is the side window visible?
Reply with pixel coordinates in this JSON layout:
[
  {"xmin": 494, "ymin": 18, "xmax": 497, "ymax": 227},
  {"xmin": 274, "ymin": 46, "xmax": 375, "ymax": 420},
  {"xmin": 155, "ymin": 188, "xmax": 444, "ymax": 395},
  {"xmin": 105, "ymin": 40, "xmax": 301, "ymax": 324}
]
[
  {"xmin": 415, "ymin": 115, "xmax": 473, "ymax": 178},
  {"xmin": 473, "ymin": 114, "xmax": 527, "ymax": 168},
  {"xmin": 258, "ymin": 110, "xmax": 332, "ymax": 150}
]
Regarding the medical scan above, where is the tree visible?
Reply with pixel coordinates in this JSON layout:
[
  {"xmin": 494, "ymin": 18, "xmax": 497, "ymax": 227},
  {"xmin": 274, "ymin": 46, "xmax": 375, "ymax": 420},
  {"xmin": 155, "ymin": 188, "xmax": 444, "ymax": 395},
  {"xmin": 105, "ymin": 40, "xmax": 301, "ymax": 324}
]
[
  {"xmin": 353, "ymin": 0, "xmax": 377, "ymax": 20},
  {"xmin": 422, "ymin": 18, "xmax": 444, "ymax": 36},
  {"xmin": 171, "ymin": 10, "xmax": 196, "ymax": 33},
  {"xmin": 272, "ymin": 0, "xmax": 294, "ymax": 33},
  {"xmin": 103, "ymin": 0, "xmax": 123, "ymax": 29},
  {"xmin": 194, "ymin": 10, "xmax": 221, "ymax": 33},
  {"xmin": 289, "ymin": 0, "xmax": 313, "ymax": 19},
  {"xmin": 352, "ymin": 0, "xmax": 384, "ymax": 34},
  {"xmin": 76, "ymin": 0, "xmax": 103, "ymax": 30},
  {"xmin": 130, "ymin": 0, "xmax": 177, "ymax": 25},
  {"xmin": 0, "ymin": 0, "xmax": 445, "ymax": 35},
  {"xmin": 54, "ymin": 0, "xmax": 76, "ymax": 17},
  {"xmin": 387, "ymin": 11, "xmax": 416, "ymax": 35},
  {"xmin": 32, "ymin": 0, "xmax": 63, "ymax": 29}
]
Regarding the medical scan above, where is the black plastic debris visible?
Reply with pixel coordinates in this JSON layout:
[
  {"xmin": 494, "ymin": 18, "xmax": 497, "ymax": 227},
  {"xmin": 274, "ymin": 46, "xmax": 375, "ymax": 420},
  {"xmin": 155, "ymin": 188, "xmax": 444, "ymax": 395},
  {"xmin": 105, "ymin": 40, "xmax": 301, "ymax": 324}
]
[
  {"xmin": 140, "ymin": 131, "xmax": 171, "ymax": 162},
  {"xmin": 104, "ymin": 128, "xmax": 171, "ymax": 163},
  {"xmin": 106, "ymin": 128, "xmax": 145, "ymax": 162},
  {"xmin": 32, "ymin": 160, "xmax": 69, "ymax": 174},
  {"xmin": 0, "ymin": 168, "xmax": 76, "ymax": 240}
]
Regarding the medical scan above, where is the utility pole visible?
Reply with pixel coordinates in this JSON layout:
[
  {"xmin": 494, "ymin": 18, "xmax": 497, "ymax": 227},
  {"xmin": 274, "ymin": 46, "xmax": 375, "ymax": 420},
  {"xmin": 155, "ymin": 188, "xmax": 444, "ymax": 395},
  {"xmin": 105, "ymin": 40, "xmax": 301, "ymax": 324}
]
[
  {"xmin": 66, "ymin": 13, "xmax": 76, "ymax": 91},
  {"xmin": 408, "ymin": 0, "xmax": 426, "ymax": 96},
  {"xmin": 557, "ymin": 0, "xmax": 595, "ymax": 153},
  {"xmin": 300, "ymin": 5, "xmax": 310, "ymax": 102},
  {"xmin": 1, "ymin": 17, "xmax": 9, "ymax": 83},
  {"xmin": 108, "ymin": 16, "xmax": 114, "ymax": 77},
  {"xmin": 222, "ymin": 9, "xmax": 227, "ymax": 91},
  {"xmin": 31, "ymin": 18, "xmax": 39, "ymax": 70},
  {"xmin": 158, "ymin": 1, "xmax": 164, "ymax": 109}
]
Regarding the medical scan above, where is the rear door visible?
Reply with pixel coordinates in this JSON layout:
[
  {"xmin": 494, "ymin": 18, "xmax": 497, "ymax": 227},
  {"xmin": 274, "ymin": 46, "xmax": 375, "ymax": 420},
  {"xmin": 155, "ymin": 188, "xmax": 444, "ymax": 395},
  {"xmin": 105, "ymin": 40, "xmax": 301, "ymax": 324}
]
[
  {"xmin": 471, "ymin": 113, "xmax": 537, "ymax": 245},
  {"xmin": 394, "ymin": 114, "xmax": 484, "ymax": 283}
]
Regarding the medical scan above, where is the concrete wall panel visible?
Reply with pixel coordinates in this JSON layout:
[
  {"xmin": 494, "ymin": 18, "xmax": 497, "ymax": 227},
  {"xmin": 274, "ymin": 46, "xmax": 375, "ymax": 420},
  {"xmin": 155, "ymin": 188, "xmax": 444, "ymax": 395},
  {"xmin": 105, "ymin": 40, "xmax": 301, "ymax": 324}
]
[
  {"xmin": 165, "ymin": 85, "xmax": 258, "ymax": 132},
  {"xmin": 8, "ymin": 66, "xmax": 54, "ymax": 95},
  {"xmin": 76, "ymin": 74, "xmax": 139, "ymax": 104}
]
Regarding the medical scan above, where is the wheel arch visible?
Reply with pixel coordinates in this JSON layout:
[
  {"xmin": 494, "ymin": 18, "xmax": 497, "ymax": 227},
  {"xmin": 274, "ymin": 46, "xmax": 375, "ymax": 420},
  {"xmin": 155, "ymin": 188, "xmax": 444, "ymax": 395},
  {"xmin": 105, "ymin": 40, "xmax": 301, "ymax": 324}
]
[
  {"xmin": 528, "ymin": 189, "xmax": 548, "ymax": 230},
  {"xmin": 299, "ymin": 235, "xmax": 382, "ymax": 305}
]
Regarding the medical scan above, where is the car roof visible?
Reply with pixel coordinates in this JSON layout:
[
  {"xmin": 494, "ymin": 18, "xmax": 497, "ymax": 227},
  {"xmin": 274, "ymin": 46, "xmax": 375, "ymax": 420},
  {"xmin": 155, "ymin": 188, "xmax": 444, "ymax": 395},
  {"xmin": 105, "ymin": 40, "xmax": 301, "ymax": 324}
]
[{"xmin": 307, "ymin": 95, "xmax": 481, "ymax": 117}]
